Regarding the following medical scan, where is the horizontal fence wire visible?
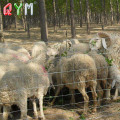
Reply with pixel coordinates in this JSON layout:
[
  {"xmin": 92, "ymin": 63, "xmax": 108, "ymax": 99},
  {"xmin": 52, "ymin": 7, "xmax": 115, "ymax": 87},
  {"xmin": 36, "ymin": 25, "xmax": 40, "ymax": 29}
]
[{"xmin": 0, "ymin": 38, "xmax": 119, "ymax": 120}]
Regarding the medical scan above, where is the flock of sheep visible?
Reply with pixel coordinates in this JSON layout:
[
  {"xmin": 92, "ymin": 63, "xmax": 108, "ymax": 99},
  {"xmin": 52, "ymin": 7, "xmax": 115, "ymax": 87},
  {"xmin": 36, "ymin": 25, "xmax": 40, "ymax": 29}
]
[{"xmin": 0, "ymin": 32, "xmax": 120, "ymax": 120}]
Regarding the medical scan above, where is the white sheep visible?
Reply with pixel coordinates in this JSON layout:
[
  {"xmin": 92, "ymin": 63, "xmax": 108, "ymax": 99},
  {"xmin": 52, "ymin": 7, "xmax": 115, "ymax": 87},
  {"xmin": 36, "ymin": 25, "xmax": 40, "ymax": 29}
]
[
  {"xmin": 69, "ymin": 39, "xmax": 80, "ymax": 44},
  {"xmin": 0, "ymin": 41, "xmax": 50, "ymax": 120},
  {"xmin": 31, "ymin": 41, "xmax": 47, "ymax": 66},
  {"xmin": 88, "ymin": 50, "xmax": 108, "ymax": 105},
  {"xmin": 68, "ymin": 42, "xmax": 90, "ymax": 55},
  {"xmin": 0, "ymin": 43, "xmax": 31, "ymax": 63},
  {"xmin": 107, "ymin": 64, "xmax": 120, "ymax": 100},
  {"xmin": 48, "ymin": 40, "xmax": 72, "ymax": 56},
  {"xmin": 0, "ymin": 61, "xmax": 50, "ymax": 120},
  {"xmin": 89, "ymin": 32, "xmax": 120, "ymax": 100},
  {"xmin": 49, "ymin": 53, "xmax": 97, "ymax": 113}
]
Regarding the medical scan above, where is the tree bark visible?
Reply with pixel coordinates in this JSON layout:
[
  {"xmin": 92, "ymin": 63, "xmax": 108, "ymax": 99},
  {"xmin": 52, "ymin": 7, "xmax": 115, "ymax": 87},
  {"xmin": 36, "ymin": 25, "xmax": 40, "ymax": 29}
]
[
  {"xmin": 86, "ymin": 0, "xmax": 90, "ymax": 34},
  {"xmin": 70, "ymin": 0, "xmax": 76, "ymax": 38},
  {"xmin": 110, "ymin": 0, "xmax": 113, "ymax": 26},
  {"xmin": 0, "ymin": 4, "xmax": 3, "ymax": 32},
  {"xmin": 103, "ymin": 0, "xmax": 107, "ymax": 25},
  {"xmin": 101, "ymin": 0, "xmax": 104, "ymax": 30},
  {"xmin": 53, "ymin": 0, "xmax": 57, "ymax": 32},
  {"xmin": 116, "ymin": 0, "xmax": 119, "ymax": 24},
  {"xmin": 66, "ymin": 0, "xmax": 70, "ymax": 25},
  {"xmin": 55, "ymin": 0, "xmax": 60, "ymax": 27},
  {"xmin": 79, "ymin": 0, "xmax": 83, "ymax": 27},
  {"xmin": 39, "ymin": 0, "xmax": 48, "ymax": 42}
]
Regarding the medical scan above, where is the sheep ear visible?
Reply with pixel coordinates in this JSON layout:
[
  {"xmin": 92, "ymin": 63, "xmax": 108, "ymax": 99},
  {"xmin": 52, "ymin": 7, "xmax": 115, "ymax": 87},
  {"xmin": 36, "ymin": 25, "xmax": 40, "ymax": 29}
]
[
  {"xmin": 112, "ymin": 80, "xmax": 116, "ymax": 88},
  {"xmin": 102, "ymin": 38, "xmax": 107, "ymax": 49}
]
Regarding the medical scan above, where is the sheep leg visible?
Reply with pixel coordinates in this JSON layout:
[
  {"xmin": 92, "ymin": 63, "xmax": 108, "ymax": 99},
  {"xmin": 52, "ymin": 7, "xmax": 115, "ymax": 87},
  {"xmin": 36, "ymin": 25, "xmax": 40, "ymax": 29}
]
[
  {"xmin": 78, "ymin": 87, "xmax": 89, "ymax": 113},
  {"xmin": 105, "ymin": 84, "xmax": 111, "ymax": 100},
  {"xmin": 0, "ymin": 105, "xmax": 2, "ymax": 113},
  {"xmin": 105, "ymin": 89, "xmax": 111, "ymax": 100},
  {"xmin": 18, "ymin": 94, "xmax": 28, "ymax": 120},
  {"xmin": 32, "ymin": 100, "xmax": 38, "ymax": 119},
  {"xmin": 113, "ymin": 88, "xmax": 119, "ymax": 100},
  {"xmin": 90, "ymin": 86, "xmax": 97, "ymax": 113},
  {"xmin": 70, "ymin": 89, "xmax": 75, "ymax": 105},
  {"xmin": 2, "ymin": 106, "xmax": 10, "ymax": 120},
  {"xmin": 97, "ymin": 83, "xmax": 103, "ymax": 106},
  {"xmin": 102, "ymin": 80, "xmax": 107, "ymax": 98},
  {"xmin": 38, "ymin": 94, "xmax": 45, "ymax": 120},
  {"xmin": 51, "ymin": 86, "xmax": 63, "ymax": 106},
  {"xmin": 0, "ymin": 106, "xmax": 2, "ymax": 119}
]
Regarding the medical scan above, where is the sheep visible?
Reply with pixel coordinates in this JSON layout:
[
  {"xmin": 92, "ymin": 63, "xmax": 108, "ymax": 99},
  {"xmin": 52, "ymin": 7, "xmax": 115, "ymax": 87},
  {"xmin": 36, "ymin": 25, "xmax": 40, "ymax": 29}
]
[
  {"xmin": 0, "ymin": 49, "xmax": 30, "ymax": 63},
  {"xmin": 0, "ymin": 42, "xmax": 31, "ymax": 63},
  {"xmin": 69, "ymin": 39, "xmax": 80, "ymax": 44},
  {"xmin": 68, "ymin": 42, "xmax": 90, "ymax": 55},
  {"xmin": 0, "ymin": 41, "xmax": 50, "ymax": 120},
  {"xmin": 49, "ymin": 53, "xmax": 97, "ymax": 113},
  {"xmin": 107, "ymin": 64, "xmax": 120, "ymax": 100},
  {"xmin": 48, "ymin": 40, "xmax": 72, "ymax": 56},
  {"xmin": 88, "ymin": 50, "xmax": 108, "ymax": 105},
  {"xmin": 0, "ymin": 61, "xmax": 50, "ymax": 120},
  {"xmin": 60, "ymin": 44, "xmax": 108, "ymax": 105},
  {"xmin": 89, "ymin": 32, "xmax": 120, "ymax": 100},
  {"xmin": 0, "ymin": 43, "xmax": 31, "ymax": 59},
  {"xmin": 31, "ymin": 41, "xmax": 47, "ymax": 65}
]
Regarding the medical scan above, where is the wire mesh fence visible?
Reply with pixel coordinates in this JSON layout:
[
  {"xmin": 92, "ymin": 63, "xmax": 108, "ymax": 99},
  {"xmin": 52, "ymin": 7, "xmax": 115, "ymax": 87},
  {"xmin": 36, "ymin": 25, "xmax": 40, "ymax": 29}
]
[{"xmin": 0, "ymin": 35, "xmax": 119, "ymax": 120}]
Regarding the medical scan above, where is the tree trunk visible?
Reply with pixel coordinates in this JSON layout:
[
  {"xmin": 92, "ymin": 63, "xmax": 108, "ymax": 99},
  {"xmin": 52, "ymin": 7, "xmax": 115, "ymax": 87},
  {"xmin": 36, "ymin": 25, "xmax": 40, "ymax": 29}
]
[
  {"xmin": 39, "ymin": 0, "xmax": 48, "ymax": 42},
  {"xmin": 116, "ymin": 0, "xmax": 119, "ymax": 24},
  {"xmin": 101, "ymin": 0, "xmax": 104, "ymax": 30},
  {"xmin": 79, "ymin": 0, "xmax": 82, "ymax": 27},
  {"xmin": 15, "ymin": 16, "xmax": 17, "ymax": 29},
  {"xmin": 66, "ymin": 0, "xmax": 70, "ymax": 25},
  {"xmin": 22, "ymin": 0, "xmax": 27, "ymax": 30},
  {"xmin": 70, "ymin": 0, "xmax": 76, "ymax": 38},
  {"xmin": 110, "ymin": 0, "xmax": 113, "ymax": 26},
  {"xmin": 56, "ymin": 6, "xmax": 61, "ymax": 28},
  {"xmin": 0, "ymin": 4, "xmax": 3, "ymax": 32},
  {"xmin": 103, "ymin": 0, "xmax": 107, "ymax": 25},
  {"xmin": 53, "ymin": 0, "xmax": 57, "ymax": 32},
  {"xmin": 86, "ymin": 0, "xmax": 90, "ymax": 34}
]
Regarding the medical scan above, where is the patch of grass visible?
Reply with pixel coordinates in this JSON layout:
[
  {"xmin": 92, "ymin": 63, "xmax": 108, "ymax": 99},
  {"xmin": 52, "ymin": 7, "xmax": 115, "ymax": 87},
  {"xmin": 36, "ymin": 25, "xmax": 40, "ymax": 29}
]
[
  {"xmin": 61, "ymin": 51, "xmax": 67, "ymax": 57},
  {"xmin": 105, "ymin": 58, "xmax": 113, "ymax": 66},
  {"xmin": 90, "ymin": 41, "xmax": 96, "ymax": 46},
  {"xmin": 69, "ymin": 117, "xmax": 74, "ymax": 120},
  {"xmin": 43, "ymin": 107, "xmax": 47, "ymax": 111},
  {"xmin": 80, "ymin": 114, "xmax": 86, "ymax": 120},
  {"xmin": 116, "ymin": 99, "xmax": 120, "ymax": 103}
]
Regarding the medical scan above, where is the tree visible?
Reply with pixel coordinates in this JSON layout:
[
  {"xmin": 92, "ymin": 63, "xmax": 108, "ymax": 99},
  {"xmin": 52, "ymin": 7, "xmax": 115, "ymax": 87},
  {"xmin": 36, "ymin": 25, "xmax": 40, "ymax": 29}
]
[
  {"xmin": 53, "ymin": 0, "xmax": 57, "ymax": 32},
  {"xmin": 0, "ymin": 3, "xmax": 3, "ymax": 32},
  {"xmin": 86, "ymin": 0, "xmax": 90, "ymax": 34},
  {"xmin": 116, "ymin": 0, "xmax": 119, "ymax": 24},
  {"xmin": 66, "ymin": 0, "xmax": 70, "ymax": 25},
  {"xmin": 70, "ymin": 0, "xmax": 76, "ymax": 38},
  {"xmin": 79, "ymin": 0, "xmax": 83, "ymax": 27},
  {"xmin": 39, "ymin": 0, "xmax": 48, "ymax": 42},
  {"xmin": 101, "ymin": 0, "xmax": 104, "ymax": 30},
  {"xmin": 110, "ymin": 0, "xmax": 113, "ymax": 26}
]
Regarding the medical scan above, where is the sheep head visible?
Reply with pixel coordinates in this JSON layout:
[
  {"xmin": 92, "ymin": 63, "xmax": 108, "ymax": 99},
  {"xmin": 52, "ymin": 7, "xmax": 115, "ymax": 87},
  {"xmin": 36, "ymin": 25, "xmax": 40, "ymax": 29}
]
[
  {"xmin": 89, "ymin": 32, "xmax": 111, "ymax": 51},
  {"xmin": 32, "ymin": 41, "xmax": 47, "ymax": 58}
]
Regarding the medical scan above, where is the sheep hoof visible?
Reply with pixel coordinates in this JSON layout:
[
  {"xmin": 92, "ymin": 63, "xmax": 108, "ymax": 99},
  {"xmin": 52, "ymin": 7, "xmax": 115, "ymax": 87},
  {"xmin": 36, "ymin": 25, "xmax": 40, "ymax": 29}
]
[
  {"xmin": 112, "ymin": 96, "xmax": 120, "ymax": 101},
  {"xmin": 104, "ymin": 97, "xmax": 111, "ymax": 101},
  {"xmin": 38, "ymin": 116, "xmax": 46, "ymax": 120}
]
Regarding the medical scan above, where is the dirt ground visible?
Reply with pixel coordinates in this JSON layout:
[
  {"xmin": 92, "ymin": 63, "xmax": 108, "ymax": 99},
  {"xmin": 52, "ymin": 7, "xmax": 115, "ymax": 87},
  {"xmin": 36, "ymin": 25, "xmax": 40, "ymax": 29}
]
[{"xmin": 2, "ymin": 22, "xmax": 120, "ymax": 120}]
